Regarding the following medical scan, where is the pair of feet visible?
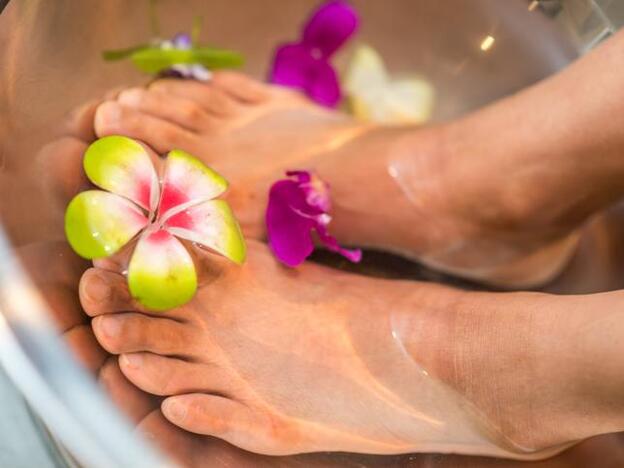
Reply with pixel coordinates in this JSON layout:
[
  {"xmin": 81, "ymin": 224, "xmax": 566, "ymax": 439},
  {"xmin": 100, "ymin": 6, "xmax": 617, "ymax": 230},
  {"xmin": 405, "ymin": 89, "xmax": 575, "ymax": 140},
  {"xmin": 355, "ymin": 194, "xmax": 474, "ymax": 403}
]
[{"xmin": 60, "ymin": 72, "xmax": 621, "ymax": 458}]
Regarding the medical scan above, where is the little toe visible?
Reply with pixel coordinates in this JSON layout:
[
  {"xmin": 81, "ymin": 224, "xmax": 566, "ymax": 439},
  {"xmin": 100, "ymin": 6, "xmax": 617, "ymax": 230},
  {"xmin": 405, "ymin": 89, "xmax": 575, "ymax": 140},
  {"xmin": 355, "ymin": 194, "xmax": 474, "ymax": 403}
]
[
  {"xmin": 210, "ymin": 71, "xmax": 270, "ymax": 104},
  {"xmin": 149, "ymin": 79, "xmax": 243, "ymax": 118},
  {"xmin": 119, "ymin": 353, "xmax": 231, "ymax": 397},
  {"xmin": 94, "ymin": 100, "xmax": 198, "ymax": 154},
  {"xmin": 117, "ymin": 87, "xmax": 219, "ymax": 133},
  {"xmin": 98, "ymin": 357, "xmax": 159, "ymax": 424},
  {"xmin": 161, "ymin": 394, "xmax": 272, "ymax": 453},
  {"xmin": 92, "ymin": 312, "xmax": 197, "ymax": 356}
]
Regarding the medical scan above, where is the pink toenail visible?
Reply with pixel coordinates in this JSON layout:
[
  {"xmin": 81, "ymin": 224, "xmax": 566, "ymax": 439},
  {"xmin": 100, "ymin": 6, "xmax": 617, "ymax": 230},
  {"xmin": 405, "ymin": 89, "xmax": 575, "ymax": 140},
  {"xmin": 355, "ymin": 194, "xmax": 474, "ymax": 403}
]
[
  {"xmin": 98, "ymin": 316, "xmax": 121, "ymax": 338},
  {"xmin": 121, "ymin": 353, "xmax": 143, "ymax": 369},
  {"xmin": 85, "ymin": 274, "xmax": 111, "ymax": 302},
  {"xmin": 163, "ymin": 399, "xmax": 187, "ymax": 422}
]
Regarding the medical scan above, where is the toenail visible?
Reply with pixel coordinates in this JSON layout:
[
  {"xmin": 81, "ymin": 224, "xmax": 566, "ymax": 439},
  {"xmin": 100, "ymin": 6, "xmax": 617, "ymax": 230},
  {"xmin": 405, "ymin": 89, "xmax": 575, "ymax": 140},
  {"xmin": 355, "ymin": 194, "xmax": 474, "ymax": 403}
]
[
  {"xmin": 118, "ymin": 89, "xmax": 143, "ymax": 107},
  {"xmin": 163, "ymin": 399, "xmax": 187, "ymax": 422},
  {"xmin": 97, "ymin": 316, "xmax": 121, "ymax": 338},
  {"xmin": 99, "ymin": 102, "xmax": 122, "ymax": 123},
  {"xmin": 121, "ymin": 353, "xmax": 143, "ymax": 369},
  {"xmin": 85, "ymin": 274, "xmax": 111, "ymax": 302}
]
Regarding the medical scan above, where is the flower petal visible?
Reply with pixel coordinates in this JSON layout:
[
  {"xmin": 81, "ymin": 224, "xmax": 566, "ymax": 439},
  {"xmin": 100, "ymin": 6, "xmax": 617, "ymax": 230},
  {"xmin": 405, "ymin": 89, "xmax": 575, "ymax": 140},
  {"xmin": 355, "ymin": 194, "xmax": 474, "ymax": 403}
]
[
  {"xmin": 315, "ymin": 223, "xmax": 362, "ymax": 263},
  {"xmin": 302, "ymin": 0, "xmax": 359, "ymax": 58},
  {"xmin": 158, "ymin": 149, "xmax": 228, "ymax": 218},
  {"xmin": 307, "ymin": 60, "xmax": 341, "ymax": 108},
  {"xmin": 270, "ymin": 45, "xmax": 341, "ymax": 107},
  {"xmin": 128, "ymin": 229, "xmax": 197, "ymax": 311},
  {"xmin": 266, "ymin": 179, "xmax": 316, "ymax": 267},
  {"xmin": 165, "ymin": 200, "xmax": 247, "ymax": 265},
  {"xmin": 269, "ymin": 44, "xmax": 315, "ymax": 89},
  {"xmin": 84, "ymin": 135, "xmax": 159, "ymax": 212},
  {"xmin": 65, "ymin": 191, "xmax": 148, "ymax": 259}
]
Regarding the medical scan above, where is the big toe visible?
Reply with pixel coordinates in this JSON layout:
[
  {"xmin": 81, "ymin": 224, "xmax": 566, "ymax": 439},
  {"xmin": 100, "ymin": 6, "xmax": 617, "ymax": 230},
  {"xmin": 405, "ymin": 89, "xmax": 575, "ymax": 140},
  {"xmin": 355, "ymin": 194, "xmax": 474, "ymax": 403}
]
[{"xmin": 94, "ymin": 100, "xmax": 197, "ymax": 154}]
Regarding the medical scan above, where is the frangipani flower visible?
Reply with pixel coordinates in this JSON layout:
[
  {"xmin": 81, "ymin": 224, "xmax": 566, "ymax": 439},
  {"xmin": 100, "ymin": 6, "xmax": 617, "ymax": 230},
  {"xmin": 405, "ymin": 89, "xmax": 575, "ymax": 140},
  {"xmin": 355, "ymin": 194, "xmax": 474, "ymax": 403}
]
[
  {"xmin": 65, "ymin": 136, "xmax": 246, "ymax": 311},
  {"xmin": 270, "ymin": 0, "xmax": 359, "ymax": 107},
  {"xmin": 344, "ymin": 45, "xmax": 434, "ymax": 124},
  {"xmin": 266, "ymin": 170, "xmax": 361, "ymax": 267}
]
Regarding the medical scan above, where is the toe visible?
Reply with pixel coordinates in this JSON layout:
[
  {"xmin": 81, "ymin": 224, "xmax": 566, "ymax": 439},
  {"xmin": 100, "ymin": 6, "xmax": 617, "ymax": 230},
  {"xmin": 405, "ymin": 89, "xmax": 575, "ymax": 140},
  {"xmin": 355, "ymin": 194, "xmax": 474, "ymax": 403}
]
[
  {"xmin": 79, "ymin": 268, "xmax": 136, "ymax": 316},
  {"xmin": 161, "ymin": 394, "xmax": 254, "ymax": 441},
  {"xmin": 92, "ymin": 312, "xmax": 197, "ymax": 356},
  {"xmin": 98, "ymin": 357, "xmax": 159, "ymax": 424},
  {"xmin": 94, "ymin": 100, "xmax": 198, "ymax": 154},
  {"xmin": 119, "ymin": 353, "xmax": 231, "ymax": 397},
  {"xmin": 118, "ymin": 87, "xmax": 219, "ymax": 133},
  {"xmin": 210, "ymin": 71, "xmax": 270, "ymax": 104},
  {"xmin": 149, "ymin": 79, "xmax": 243, "ymax": 118}
]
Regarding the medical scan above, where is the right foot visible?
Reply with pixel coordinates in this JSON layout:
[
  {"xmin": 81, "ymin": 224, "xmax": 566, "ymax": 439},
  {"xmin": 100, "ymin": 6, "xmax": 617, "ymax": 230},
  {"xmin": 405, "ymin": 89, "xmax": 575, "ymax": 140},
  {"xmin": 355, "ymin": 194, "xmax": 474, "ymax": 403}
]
[
  {"xmin": 90, "ymin": 73, "xmax": 585, "ymax": 288},
  {"xmin": 81, "ymin": 239, "xmax": 624, "ymax": 459}
]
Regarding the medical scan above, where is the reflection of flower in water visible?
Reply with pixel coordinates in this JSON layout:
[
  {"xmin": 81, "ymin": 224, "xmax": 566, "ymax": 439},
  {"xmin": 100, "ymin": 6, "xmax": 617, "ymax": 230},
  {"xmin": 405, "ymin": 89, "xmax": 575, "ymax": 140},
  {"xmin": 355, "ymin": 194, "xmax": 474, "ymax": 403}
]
[
  {"xmin": 65, "ymin": 136, "xmax": 246, "ymax": 310},
  {"xmin": 266, "ymin": 170, "xmax": 361, "ymax": 267},
  {"xmin": 270, "ymin": 1, "xmax": 359, "ymax": 107},
  {"xmin": 344, "ymin": 45, "xmax": 435, "ymax": 124}
]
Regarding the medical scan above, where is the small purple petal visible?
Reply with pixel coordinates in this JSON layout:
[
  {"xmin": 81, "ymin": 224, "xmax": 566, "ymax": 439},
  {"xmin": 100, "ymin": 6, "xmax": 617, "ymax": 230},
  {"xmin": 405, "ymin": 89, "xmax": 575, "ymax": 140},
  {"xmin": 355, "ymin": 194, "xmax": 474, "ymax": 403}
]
[
  {"xmin": 303, "ymin": 1, "xmax": 359, "ymax": 58},
  {"xmin": 172, "ymin": 33, "xmax": 193, "ymax": 49},
  {"xmin": 315, "ymin": 223, "xmax": 362, "ymax": 263},
  {"xmin": 266, "ymin": 180, "xmax": 316, "ymax": 267},
  {"xmin": 270, "ymin": 44, "xmax": 315, "ymax": 89},
  {"xmin": 270, "ymin": 45, "xmax": 341, "ymax": 107},
  {"xmin": 266, "ymin": 171, "xmax": 362, "ymax": 267},
  {"xmin": 307, "ymin": 60, "xmax": 341, "ymax": 107}
]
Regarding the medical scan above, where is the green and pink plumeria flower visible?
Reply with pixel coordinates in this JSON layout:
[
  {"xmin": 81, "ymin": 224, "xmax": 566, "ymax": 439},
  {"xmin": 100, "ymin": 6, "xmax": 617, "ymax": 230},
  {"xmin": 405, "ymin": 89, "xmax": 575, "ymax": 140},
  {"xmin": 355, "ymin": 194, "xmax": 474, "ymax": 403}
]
[{"xmin": 65, "ymin": 136, "xmax": 246, "ymax": 311}]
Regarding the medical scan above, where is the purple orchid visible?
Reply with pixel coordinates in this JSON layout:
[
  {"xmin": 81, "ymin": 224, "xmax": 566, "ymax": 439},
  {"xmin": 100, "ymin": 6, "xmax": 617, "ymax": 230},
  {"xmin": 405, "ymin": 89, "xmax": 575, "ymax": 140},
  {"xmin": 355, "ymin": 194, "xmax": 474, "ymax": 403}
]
[
  {"xmin": 266, "ymin": 170, "xmax": 362, "ymax": 267},
  {"xmin": 269, "ymin": 1, "xmax": 359, "ymax": 107},
  {"xmin": 158, "ymin": 33, "xmax": 212, "ymax": 81}
]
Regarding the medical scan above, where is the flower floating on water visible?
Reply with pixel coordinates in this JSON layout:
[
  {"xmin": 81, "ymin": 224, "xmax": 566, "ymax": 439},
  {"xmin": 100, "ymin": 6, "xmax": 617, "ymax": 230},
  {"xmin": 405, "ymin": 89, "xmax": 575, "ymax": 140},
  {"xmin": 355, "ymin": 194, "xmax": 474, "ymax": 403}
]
[
  {"xmin": 65, "ymin": 136, "xmax": 246, "ymax": 310},
  {"xmin": 266, "ymin": 170, "xmax": 361, "ymax": 267},
  {"xmin": 344, "ymin": 45, "xmax": 434, "ymax": 124},
  {"xmin": 102, "ymin": 18, "xmax": 243, "ymax": 80},
  {"xmin": 270, "ymin": 0, "xmax": 359, "ymax": 107},
  {"xmin": 157, "ymin": 33, "xmax": 212, "ymax": 81}
]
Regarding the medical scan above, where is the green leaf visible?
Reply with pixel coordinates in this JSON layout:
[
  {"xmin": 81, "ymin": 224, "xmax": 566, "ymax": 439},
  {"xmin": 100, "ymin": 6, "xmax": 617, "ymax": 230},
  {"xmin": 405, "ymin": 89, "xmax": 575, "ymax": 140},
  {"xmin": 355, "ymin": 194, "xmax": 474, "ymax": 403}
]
[
  {"xmin": 102, "ymin": 44, "xmax": 150, "ymax": 62},
  {"xmin": 130, "ymin": 47, "xmax": 244, "ymax": 74}
]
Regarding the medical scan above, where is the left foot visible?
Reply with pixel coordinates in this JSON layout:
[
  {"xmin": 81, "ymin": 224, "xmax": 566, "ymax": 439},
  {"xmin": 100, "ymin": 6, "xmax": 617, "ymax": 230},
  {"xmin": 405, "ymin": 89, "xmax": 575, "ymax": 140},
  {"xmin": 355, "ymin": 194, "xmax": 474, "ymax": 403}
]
[{"xmin": 93, "ymin": 72, "xmax": 369, "ymax": 238}]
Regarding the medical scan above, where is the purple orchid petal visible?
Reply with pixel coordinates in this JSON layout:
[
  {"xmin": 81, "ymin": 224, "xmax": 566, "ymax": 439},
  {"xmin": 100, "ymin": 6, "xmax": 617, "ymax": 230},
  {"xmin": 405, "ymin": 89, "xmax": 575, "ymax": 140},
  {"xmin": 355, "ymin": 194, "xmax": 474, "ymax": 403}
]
[
  {"xmin": 270, "ymin": 45, "xmax": 341, "ymax": 107},
  {"xmin": 315, "ymin": 223, "xmax": 362, "ymax": 262},
  {"xmin": 307, "ymin": 60, "xmax": 341, "ymax": 108},
  {"xmin": 270, "ymin": 44, "xmax": 315, "ymax": 89},
  {"xmin": 266, "ymin": 171, "xmax": 362, "ymax": 267},
  {"xmin": 172, "ymin": 33, "xmax": 193, "ymax": 49},
  {"xmin": 303, "ymin": 1, "xmax": 359, "ymax": 58},
  {"xmin": 266, "ymin": 179, "xmax": 316, "ymax": 267}
]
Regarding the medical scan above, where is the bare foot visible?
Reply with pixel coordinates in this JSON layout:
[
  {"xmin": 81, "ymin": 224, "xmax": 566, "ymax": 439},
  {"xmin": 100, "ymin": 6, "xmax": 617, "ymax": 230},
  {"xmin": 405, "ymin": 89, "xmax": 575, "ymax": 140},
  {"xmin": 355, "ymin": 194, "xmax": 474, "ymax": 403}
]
[
  {"xmin": 79, "ymin": 239, "xmax": 624, "ymax": 458},
  {"xmin": 89, "ymin": 73, "xmax": 591, "ymax": 288}
]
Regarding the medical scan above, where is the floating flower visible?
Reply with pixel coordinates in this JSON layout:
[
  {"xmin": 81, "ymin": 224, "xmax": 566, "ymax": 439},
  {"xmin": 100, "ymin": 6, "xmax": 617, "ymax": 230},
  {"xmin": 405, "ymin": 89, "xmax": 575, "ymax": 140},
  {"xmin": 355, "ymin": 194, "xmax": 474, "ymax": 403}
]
[
  {"xmin": 157, "ymin": 33, "xmax": 212, "ymax": 81},
  {"xmin": 269, "ymin": 0, "xmax": 359, "ymax": 107},
  {"xmin": 103, "ymin": 33, "xmax": 243, "ymax": 80},
  {"xmin": 344, "ymin": 45, "xmax": 434, "ymax": 124},
  {"xmin": 65, "ymin": 136, "xmax": 246, "ymax": 311},
  {"xmin": 266, "ymin": 170, "xmax": 361, "ymax": 267}
]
